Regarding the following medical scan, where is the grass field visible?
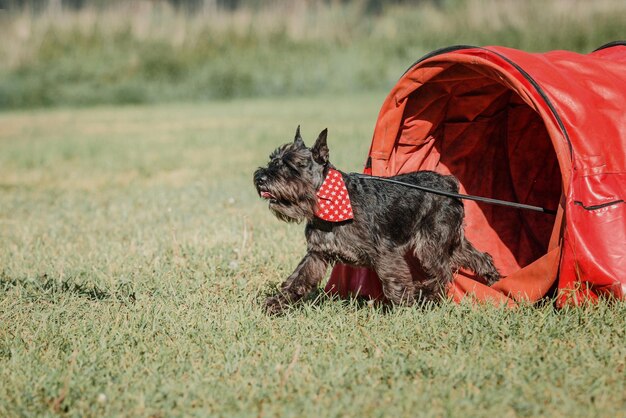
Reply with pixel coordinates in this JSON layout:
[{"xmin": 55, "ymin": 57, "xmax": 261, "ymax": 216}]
[{"xmin": 1, "ymin": 94, "xmax": 625, "ymax": 417}]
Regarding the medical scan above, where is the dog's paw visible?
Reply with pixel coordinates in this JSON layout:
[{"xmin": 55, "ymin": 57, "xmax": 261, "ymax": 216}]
[
  {"xmin": 264, "ymin": 295, "xmax": 290, "ymax": 316},
  {"xmin": 484, "ymin": 271, "xmax": 502, "ymax": 286}
]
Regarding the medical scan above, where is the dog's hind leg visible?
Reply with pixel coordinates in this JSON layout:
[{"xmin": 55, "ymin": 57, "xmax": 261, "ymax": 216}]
[
  {"xmin": 264, "ymin": 251, "xmax": 328, "ymax": 315},
  {"xmin": 451, "ymin": 237, "xmax": 501, "ymax": 285},
  {"xmin": 413, "ymin": 243, "xmax": 454, "ymax": 301},
  {"xmin": 374, "ymin": 252, "xmax": 417, "ymax": 306}
]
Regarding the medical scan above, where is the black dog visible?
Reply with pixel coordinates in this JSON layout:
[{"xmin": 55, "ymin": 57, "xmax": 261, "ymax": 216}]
[{"xmin": 254, "ymin": 127, "xmax": 500, "ymax": 314}]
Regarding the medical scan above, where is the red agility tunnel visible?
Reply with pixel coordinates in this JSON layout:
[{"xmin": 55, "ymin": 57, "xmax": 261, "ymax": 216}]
[{"xmin": 325, "ymin": 42, "xmax": 626, "ymax": 306}]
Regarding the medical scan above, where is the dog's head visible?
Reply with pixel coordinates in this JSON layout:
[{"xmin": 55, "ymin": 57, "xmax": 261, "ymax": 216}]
[{"xmin": 253, "ymin": 126, "xmax": 330, "ymax": 223}]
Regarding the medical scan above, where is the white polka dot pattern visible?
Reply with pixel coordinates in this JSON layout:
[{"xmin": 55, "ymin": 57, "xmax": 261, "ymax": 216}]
[{"xmin": 315, "ymin": 168, "xmax": 354, "ymax": 222}]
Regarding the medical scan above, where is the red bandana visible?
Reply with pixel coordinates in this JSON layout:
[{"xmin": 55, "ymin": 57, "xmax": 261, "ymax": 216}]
[{"xmin": 315, "ymin": 168, "xmax": 354, "ymax": 222}]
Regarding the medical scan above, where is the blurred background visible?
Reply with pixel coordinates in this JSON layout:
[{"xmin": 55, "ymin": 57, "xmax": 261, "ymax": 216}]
[
  {"xmin": 0, "ymin": 0, "xmax": 624, "ymax": 110},
  {"xmin": 1, "ymin": 4, "xmax": 625, "ymax": 415}
]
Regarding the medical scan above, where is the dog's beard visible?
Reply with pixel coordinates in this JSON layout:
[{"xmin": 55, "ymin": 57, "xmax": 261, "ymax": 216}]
[{"xmin": 266, "ymin": 180, "xmax": 317, "ymax": 223}]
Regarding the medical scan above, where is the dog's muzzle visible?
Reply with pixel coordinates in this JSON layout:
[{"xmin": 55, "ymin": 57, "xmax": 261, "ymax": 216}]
[{"xmin": 254, "ymin": 170, "xmax": 277, "ymax": 200}]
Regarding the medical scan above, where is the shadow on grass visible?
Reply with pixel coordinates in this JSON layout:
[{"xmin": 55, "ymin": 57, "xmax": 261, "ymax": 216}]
[
  {"xmin": 258, "ymin": 283, "xmax": 444, "ymax": 316},
  {"xmin": 255, "ymin": 280, "xmax": 590, "ymax": 317},
  {"xmin": 0, "ymin": 272, "xmax": 136, "ymax": 303}
]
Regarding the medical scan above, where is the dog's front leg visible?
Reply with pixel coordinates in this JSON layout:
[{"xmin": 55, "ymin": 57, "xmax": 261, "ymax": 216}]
[
  {"xmin": 264, "ymin": 252, "xmax": 327, "ymax": 315},
  {"xmin": 375, "ymin": 252, "xmax": 417, "ymax": 306}
]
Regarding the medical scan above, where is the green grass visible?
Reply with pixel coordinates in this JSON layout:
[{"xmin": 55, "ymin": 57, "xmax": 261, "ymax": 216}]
[
  {"xmin": 1, "ymin": 0, "xmax": 625, "ymax": 109},
  {"xmin": 1, "ymin": 94, "xmax": 625, "ymax": 417}
]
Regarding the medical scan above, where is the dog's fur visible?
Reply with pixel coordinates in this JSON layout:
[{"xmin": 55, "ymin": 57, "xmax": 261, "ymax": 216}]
[{"xmin": 254, "ymin": 127, "xmax": 501, "ymax": 314}]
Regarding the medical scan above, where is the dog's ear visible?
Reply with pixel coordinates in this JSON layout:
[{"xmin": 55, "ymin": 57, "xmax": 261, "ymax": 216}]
[
  {"xmin": 311, "ymin": 128, "xmax": 329, "ymax": 164},
  {"xmin": 293, "ymin": 125, "xmax": 305, "ymax": 148}
]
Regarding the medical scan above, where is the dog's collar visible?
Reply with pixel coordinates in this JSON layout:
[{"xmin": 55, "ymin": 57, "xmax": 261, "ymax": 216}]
[{"xmin": 315, "ymin": 168, "xmax": 354, "ymax": 222}]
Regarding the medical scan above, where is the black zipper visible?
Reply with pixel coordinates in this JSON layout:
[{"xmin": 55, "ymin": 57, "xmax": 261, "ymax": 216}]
[
  {"xmin": 574, "ymin": 200, "xmax": 624, "ymax": 211},
  {"xmin": 401, "ymin": 45, "xmax": 477, "ymax": 77},
  {"xmin": 592, "ymin": 40, "xmax": 626, "ymax": 52}
]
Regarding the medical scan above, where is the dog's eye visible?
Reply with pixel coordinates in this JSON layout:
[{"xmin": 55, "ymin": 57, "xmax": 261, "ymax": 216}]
[
  {"xmin": 284, "ymin": 159, "xmax": 299, "ymax": 172},
  {"xmin": 268, "ymin": 158, "xmax": 281, "ymax": 167}
]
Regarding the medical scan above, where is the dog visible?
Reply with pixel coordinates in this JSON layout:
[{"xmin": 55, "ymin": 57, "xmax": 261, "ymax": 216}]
[{"xmin": 253, "ymin": 127, "xmax": 501, "ymax": 314}]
